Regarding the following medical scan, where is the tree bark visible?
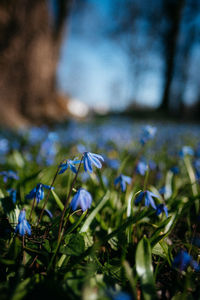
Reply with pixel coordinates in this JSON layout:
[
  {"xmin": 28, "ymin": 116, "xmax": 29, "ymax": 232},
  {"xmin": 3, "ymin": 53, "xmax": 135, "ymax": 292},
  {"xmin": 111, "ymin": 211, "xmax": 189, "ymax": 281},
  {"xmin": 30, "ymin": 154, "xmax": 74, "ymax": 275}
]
[
  {"xmin": 159, "ymin": 0, "xmax": 185, "ymax": 114},
  {"xmin": 0, "ymin": 0, "xmax": 72, "ymax": 127}
]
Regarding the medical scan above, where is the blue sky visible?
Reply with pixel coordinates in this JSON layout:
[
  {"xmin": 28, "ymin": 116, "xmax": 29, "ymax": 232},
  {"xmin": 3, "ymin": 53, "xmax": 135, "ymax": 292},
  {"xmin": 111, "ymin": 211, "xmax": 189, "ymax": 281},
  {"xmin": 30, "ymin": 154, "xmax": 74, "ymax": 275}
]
[{"xmin": 56, "ymin": 0, "xmax": 200, "ymax": 111}]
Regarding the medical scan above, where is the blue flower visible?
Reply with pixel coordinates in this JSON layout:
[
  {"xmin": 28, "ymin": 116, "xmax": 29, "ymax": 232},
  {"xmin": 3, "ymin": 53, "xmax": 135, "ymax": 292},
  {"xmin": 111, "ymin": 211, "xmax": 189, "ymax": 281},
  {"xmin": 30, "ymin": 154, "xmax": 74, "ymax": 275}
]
[
  {"xmin": 83, "ymin": 152, "xmax": 104, "ymax": 173},
  {"xmin": 77, "ymin": 144, "xmax": 87, "ymax": 153},
  {"xmin": 70, "ymin": 188, "xmax": 92, "ymax": 211},
  {"xmin": 105, "ymin": 157, "xmax": 120, "ymax": 170},
  {"xmin": 58, "ymin": 159, "xmax": 81, "ymax": 174},
  {"xmin": 159, "ymin": 186, "xmax": 166, "ymax": 195},
  {"xmin": 140, "ymin": 125, "xmax": 157, "ymax": 145},
  {"xmin": 114, "ymin": 174, "xmax": 131, "ymax": 192},
  {"xmin": 136, "ymin": 161, "xmax": 148, "ymax": 175},
  {"xmin": 196, "ymin": 143, "xmax": 200, "ymax": 158},
  {"xmin": 15, "ymin": 209, "xmax": 31, "ymax": 236},
  {"xmin": 113, "ymin": 291, "xmax": 132, "ymax": 300},
  {"xmin": 179, "ymin": 146, "xmax": 194, "ymax": 158},
  {"xmin": 156, "ymin": 204, "xmax": 168, "ymax": 217},
  {"xmin": 0, "ymin": 138, "xmax": 9, "ymax": 155},
  {"xmin": 194, "ymin": 159, "xmax": 200, "ymax": 180},
  {"xmin": 173, "ymin": 250, "xmax": 200, "ymax": 272},
  {"xmin": 7, "ymin": 189, "xmax": 17, "ymax": 204},
  {"xmin": 37, "ymin": 132, "xmax": 58, "ymax": 166},
  {"xmin": 173, "ymin": 250, "xmax": 191, "ymax": 271},
  {"xmin": 135, "ymin": 191, "xmax": 159, "ymax": 209},
  {"xmin": 149, "ymin": 160, "xmax": 156, "ymax": 170},
  {"xmin": 0, "ymin": 170, "xmax": 19, "ymax": 183},
  {"xmin": 18, "ymin": 209, "xmax": 26, "ymax": 222},
  {"xmin": 170, "ymin": 166, "xmax": 179, "ymax": 174},
  {"xmin": 26, "ymin": 183, "xmax": 53, "ymax": 204}
]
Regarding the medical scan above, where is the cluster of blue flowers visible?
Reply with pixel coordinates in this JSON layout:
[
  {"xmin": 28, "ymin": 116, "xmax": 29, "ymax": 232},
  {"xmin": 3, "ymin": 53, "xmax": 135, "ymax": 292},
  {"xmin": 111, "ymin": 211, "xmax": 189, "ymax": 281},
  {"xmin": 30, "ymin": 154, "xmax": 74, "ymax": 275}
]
[
  {"xmin": 135, "ymin": 190, "xmax": 168, "ymax": 217},
  {"xmin": 59, "ymin": 159, "xmax": 81, "ymax": 174},
  {"xmin": 0, "ymin": 170, "xmax": 19, "ymax": 183},
  {"xmin": 3, "ymin": 121, "xmax": 200, "ymax": 286},
  {"xmin": 114, "ymin": 174, "xmax": 131, "ymax": 192},
  {"xmin": 140, "ymin": 125, "xmax": 157, "ymax": 145},
  {"xmin": 12, "ymin": 151, "xmax": 105, "ymax": 236}
]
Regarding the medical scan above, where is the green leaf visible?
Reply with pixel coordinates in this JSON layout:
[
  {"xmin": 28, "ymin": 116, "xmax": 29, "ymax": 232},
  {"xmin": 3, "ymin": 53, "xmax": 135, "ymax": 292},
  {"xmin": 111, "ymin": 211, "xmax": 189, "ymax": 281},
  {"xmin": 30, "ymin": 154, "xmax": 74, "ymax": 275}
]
[
  {"xmin": 51, "ymin": 190, "xmax": 64, "ymax": 211},
  {"xmin": 165, "ymin": 170, "xmax": 173, "ymax": 199},
  {"xmin": 11, "ymin": 150, "xmax": 25, "ymax": 168},
  {"xmin": 184, "ymin": 156, "xmax": 199, "ymax": 213},
  {"xmin": 65, "ymin": 210, "xmax": 87, "ymax": 235},
  {"xmin": 152, "ymin": 242, "xmax": 167, "ymax": 259},
  {"xmin": 43, "ymin": 239, "xmax": 51, "ymax": 253},
  {"xmin": 136, "ymin": 237, "xmax": 157, "ymax": 300},
  {"xmin": 0, "ymin": 188, "xmax": 4, "ymax": 198},
  {"xmin": 150, "ymin": 217, "xmax": 171, "ymax": 247},
  {"xmin": 10, "ymin": 277, "xmax": 31, "ymax": 300},
  {"xmin": 96, "ymin": 168, "xmax": 106, "ymax": 192},
  {"xmin": 8, "ymin": 206, "xmax": 20, "ymax": 228},
  {"xmin": 80, "ymin": 191, "xmax": 110, "ymax": 233},
  {"xmin": 123, "ymin": 260, "xmax": 137, "ymax": 299},
  {"xmin": 104, "ymin": 209, "xmax": 153, "ymax": 243},
  {"xmin": 62, "ymin": 233, "xmax": 85, "ymax": 256},
  {"xmin": 0, "ymin": 258, "xmax": 15, "ymax": 265},
  {"xmin": 8, "ymin": 237, "xmax": 22, "ymax": 260}
]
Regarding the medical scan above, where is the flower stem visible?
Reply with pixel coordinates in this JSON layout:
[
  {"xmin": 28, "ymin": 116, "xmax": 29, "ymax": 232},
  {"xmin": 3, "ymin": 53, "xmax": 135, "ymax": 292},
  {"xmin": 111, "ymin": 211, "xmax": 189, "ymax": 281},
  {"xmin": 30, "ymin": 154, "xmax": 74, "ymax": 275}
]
[
  {"xmin": 131, "ymin": 145, "xmax": 145, "ymax": 185},
  {"xmin": 57, "ymin": 157, "xmax": 83, "ymax": 242},
  {"xmin": 22, "ymin": 236, "xmax": 26, "ymax": 265},
  {"xmin": 38, "ymin": 160, "xmax": 65, "ymax": 224},
  {"xmin": 29, "ymin": 197, "xmax": 36, "ymax": 222}
]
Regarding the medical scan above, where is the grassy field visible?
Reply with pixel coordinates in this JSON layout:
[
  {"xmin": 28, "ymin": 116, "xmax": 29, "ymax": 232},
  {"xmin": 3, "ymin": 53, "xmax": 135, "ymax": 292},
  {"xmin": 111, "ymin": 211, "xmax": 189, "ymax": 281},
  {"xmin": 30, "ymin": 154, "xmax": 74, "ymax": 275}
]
[{"xmin": 0, "ymin": 119, "xmax": 200, "ymax": 300}]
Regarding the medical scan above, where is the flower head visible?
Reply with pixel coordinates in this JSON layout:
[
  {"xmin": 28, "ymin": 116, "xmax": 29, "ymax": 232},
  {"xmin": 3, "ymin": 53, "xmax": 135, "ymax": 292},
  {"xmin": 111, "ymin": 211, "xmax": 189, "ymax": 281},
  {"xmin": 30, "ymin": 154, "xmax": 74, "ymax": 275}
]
[
  {"xmin": 37, "ymin": 132, "xmax": 58, "ymax": 166},
  {"xmin": 0, "ymin": 170, "xmax": 19, "ymax": 183},
  {"xmin": 7, "ymin": 188, "xmax": 17, "ymax": 204},
  {"xmin": 114, "ymin": 174, "xmax": 131, "ymax": 192},
  {"xmin": 170, "ymin": 166, "xmax": 179, "ymax": 174},
  {"xmin": 83, "ymin": 152, "xmax": 104, "ymax": 173},
  {"xmin": 26, "ymin": 183, "xmax": 53, "ymax": 204},
  {"xmin": 70, "ymin": 188, "xmax": 92, "ymax": 211},
  {"xmin": 136, "ymin": 161, "xmax": 148, "ymax": 176},
  {"xmin": 149, "ymin": 160, "xmax": 157, "ymax": 170},
  {"xmin": 156, "ymin": 203, "xmax": 168, "ymax": 217},
  {"xmin": 179, "ymin": 146, "xmax": 194, "ymax": 158},
  {"xmin": 194, "ymin": 159, "xmax": 200, "ymax": 180},
  {"xmin": 15, "ymin": 209, "xmax": 31, "ymax": 236},
  {"xmin": 140, "ymin": 125, "xmax": 157, "ymax": 145},
  {"xmin": 113, "ymin": 291, "xmax": 132, "ymax": 300},
  {"xmin": 173, "ymin": 250, "xmax": 200, "ymax": 272},
  {"xmin": 159, "ymin": 186, "xmax": 166, "ymax": 195},
  {"xmin": 105, "ymin": 157, "xmax": 120, "ymax": 170},
  {"xmin": 58, "ymin": 159, "xmax": 81, "ymax": 174},
  {"xmin": 135, "ymin": 190, "xmax": 159, "ymax": 209}
]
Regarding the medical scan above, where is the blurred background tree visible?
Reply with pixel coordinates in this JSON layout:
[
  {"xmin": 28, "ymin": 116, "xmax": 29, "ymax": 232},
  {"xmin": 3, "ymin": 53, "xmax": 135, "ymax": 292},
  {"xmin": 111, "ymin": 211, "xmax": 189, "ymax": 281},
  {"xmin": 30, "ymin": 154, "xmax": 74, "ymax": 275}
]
[
  {"xmin": 108, "ymin": 0, "xmax": 200, "ymax": 118},
  {"xmin": 0, "ymin": 0, "xmax": 72, "ymax": 126},
  {"xmin": 0, "ymin": 0, "xmax": 200, "ymax": 127}
]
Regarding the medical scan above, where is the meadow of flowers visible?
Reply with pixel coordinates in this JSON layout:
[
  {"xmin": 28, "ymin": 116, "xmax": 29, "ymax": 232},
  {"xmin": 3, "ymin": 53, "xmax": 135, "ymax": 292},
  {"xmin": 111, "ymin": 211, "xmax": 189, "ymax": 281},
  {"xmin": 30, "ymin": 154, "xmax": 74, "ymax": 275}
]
[{"xmin": 0, "ymin": 119, "xmax": 200, "ymax": 300}]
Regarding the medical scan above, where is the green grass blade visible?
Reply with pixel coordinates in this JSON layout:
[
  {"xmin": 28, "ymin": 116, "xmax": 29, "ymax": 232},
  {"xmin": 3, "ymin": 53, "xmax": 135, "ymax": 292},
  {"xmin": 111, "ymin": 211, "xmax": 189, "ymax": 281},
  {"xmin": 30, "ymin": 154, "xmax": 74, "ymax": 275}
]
[
  {"xmin": 136, "ymin": 237, "xmax": 157, "ymax": 300},
  {"xmin": 80, "ymin": 191, "xmax": 110, "ymax": 233},
  {"xmin": 51, "ymin": 190, "xmax": 64, "ymax": 211}
]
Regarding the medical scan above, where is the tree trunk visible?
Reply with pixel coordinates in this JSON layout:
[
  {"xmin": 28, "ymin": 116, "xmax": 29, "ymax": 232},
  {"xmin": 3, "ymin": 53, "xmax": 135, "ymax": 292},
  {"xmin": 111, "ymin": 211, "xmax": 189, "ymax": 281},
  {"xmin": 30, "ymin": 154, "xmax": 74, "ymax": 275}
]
[
  {"xmin": 159, "ymin": 0, "xmax": 185, "ymax": 114},
  {"xmin": 0, "ymin": 0, "xmax": 71, "ymax": 127}
]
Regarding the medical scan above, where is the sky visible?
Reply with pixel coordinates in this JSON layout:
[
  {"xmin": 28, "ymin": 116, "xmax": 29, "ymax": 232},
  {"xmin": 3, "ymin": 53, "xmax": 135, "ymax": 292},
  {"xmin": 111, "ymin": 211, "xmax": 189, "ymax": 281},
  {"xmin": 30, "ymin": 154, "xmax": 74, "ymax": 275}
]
[{"xmin": 56, "ymin": 0, "xmax": 200, "ymax": 111}]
